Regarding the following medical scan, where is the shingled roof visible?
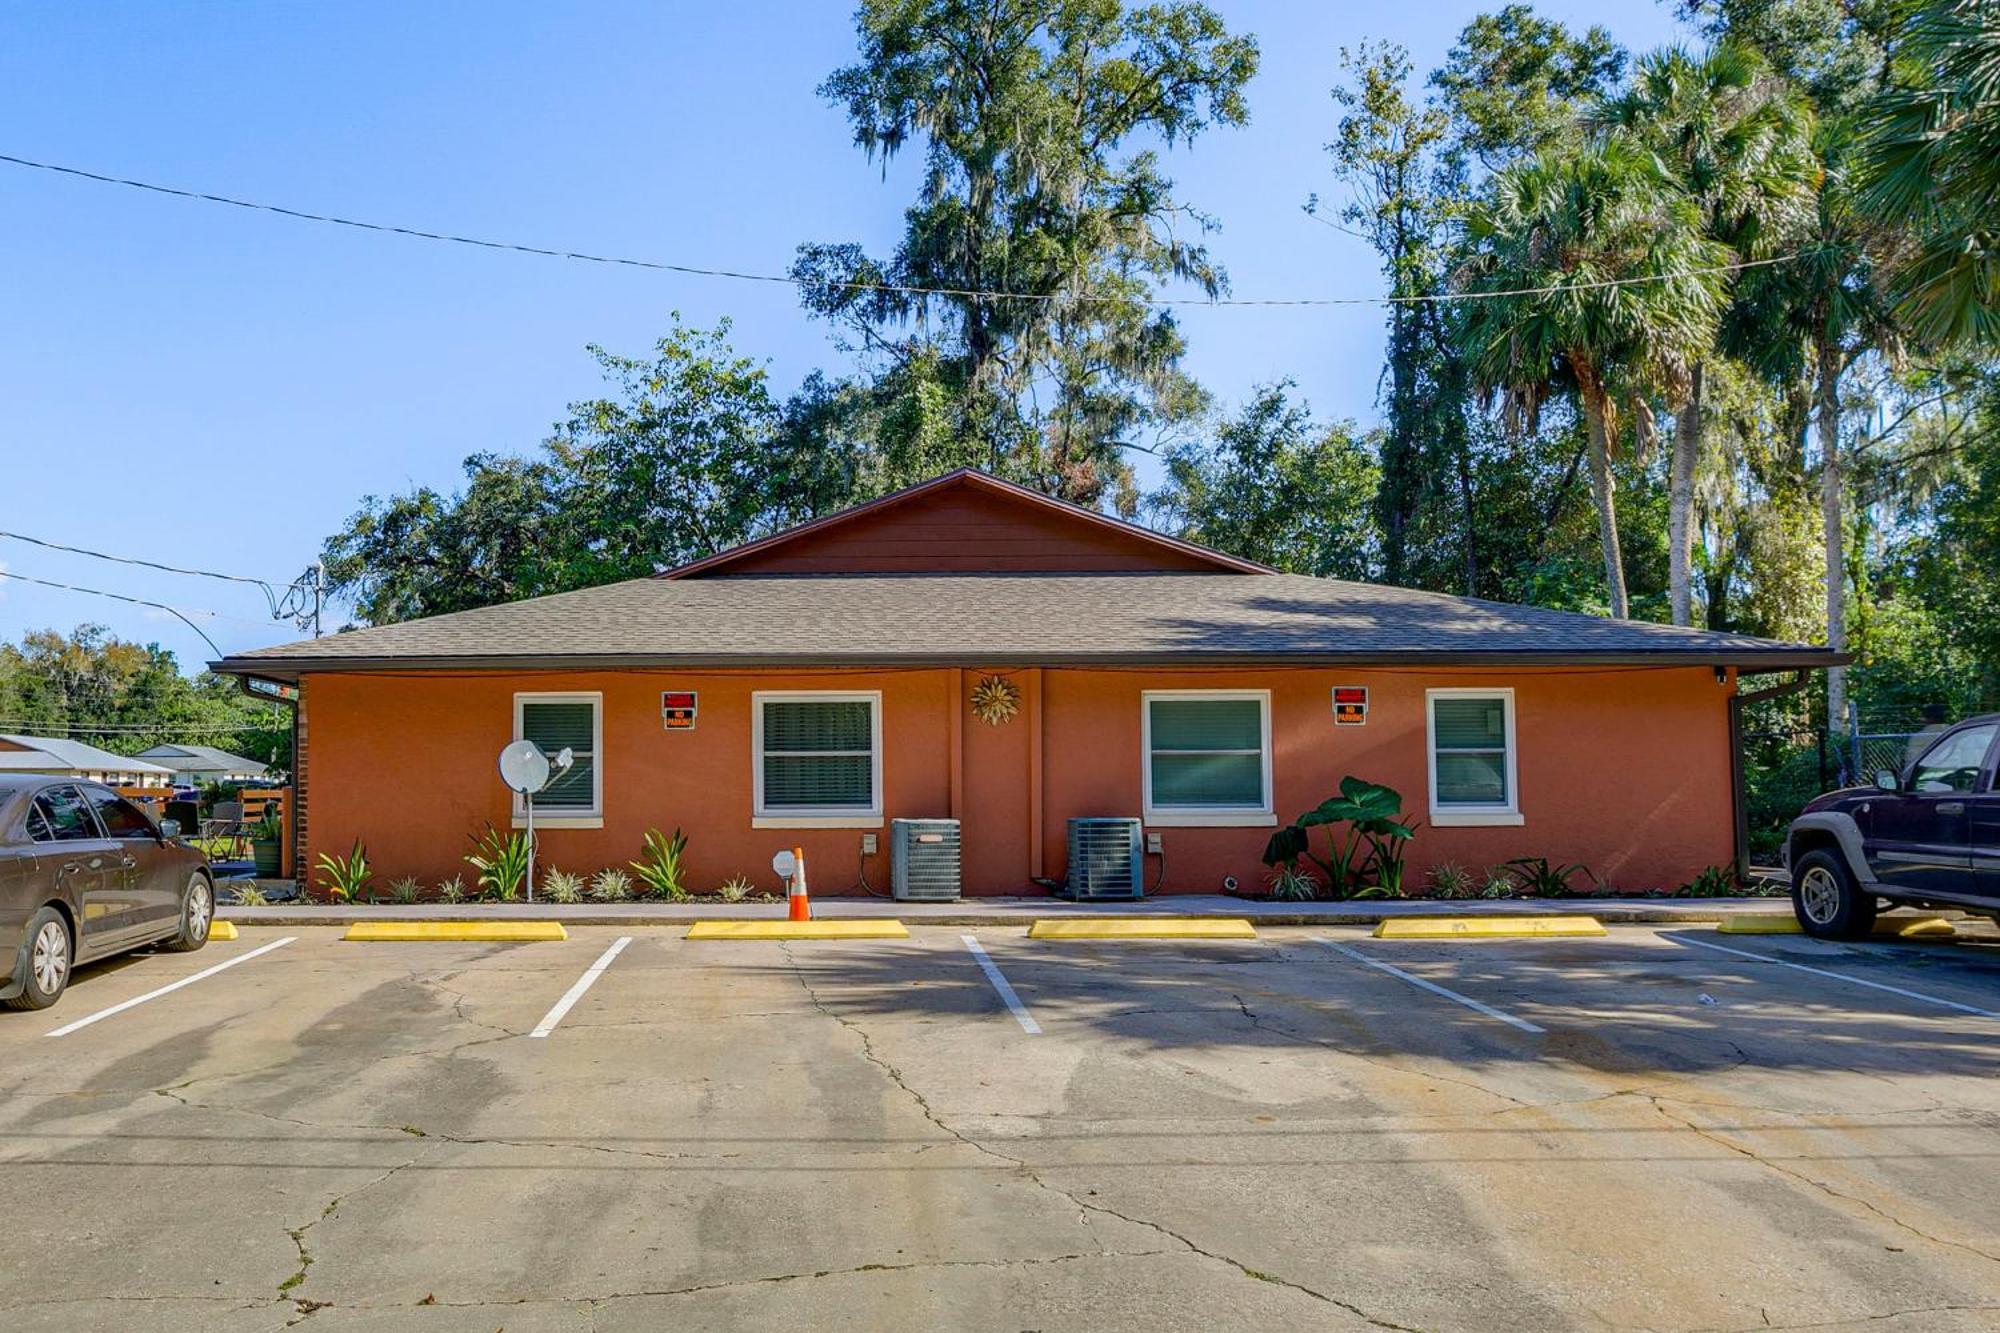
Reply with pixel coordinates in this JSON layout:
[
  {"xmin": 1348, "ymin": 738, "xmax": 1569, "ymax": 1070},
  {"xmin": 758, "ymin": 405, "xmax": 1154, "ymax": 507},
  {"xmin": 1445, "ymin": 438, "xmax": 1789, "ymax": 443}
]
[{"xmin": 212, "ymin": 572, "xmax": 1841, "ymax": 678}]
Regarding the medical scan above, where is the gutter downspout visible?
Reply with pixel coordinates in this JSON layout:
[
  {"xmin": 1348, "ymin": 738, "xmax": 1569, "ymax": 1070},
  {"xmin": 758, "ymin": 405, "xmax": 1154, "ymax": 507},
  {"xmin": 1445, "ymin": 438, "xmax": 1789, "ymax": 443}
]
[{"xmin": 1730, "ymin": 669, "xmax": 1812, "ymax": 882}]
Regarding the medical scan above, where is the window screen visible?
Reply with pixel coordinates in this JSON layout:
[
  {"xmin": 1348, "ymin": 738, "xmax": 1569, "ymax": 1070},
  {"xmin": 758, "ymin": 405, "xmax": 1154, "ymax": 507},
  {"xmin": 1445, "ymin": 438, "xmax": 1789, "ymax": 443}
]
[
  {"xmin": 1147, "ymin": 696, "xmax": 1267, "ymax": 809},
  {"xmin": 760, "ymin": 698, "xmax": 875, "ymax": 811},
  {"xmin": 1432, "ymin": 694, "xmax": 1511, "ymax": 808},
  {"xmin": 520, "ymin": 699, "xmax": 598, "ymax": 812}
]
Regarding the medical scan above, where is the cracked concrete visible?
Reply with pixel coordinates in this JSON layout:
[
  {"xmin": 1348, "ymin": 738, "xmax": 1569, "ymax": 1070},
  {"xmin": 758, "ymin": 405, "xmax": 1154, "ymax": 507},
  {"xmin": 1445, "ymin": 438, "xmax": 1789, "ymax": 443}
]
[{"xmin": 1, "ymin": 924, "xmax": 1997, "ymax": 1331}]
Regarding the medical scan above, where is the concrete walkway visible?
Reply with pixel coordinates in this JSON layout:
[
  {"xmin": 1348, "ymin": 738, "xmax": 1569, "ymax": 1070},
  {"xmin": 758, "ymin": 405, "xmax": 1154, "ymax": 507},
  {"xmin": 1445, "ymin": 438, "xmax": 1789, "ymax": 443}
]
[{"xmin": 223, "ymin": 893, "xmax": 1795, "ymax": 927}]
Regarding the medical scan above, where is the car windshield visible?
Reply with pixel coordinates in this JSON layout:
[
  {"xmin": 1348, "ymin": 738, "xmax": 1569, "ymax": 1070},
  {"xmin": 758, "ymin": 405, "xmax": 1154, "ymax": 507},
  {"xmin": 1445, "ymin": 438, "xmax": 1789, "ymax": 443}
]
[{"xmin": 1909, "ymin": 724, "xmax": 1997, "ymax": 793}]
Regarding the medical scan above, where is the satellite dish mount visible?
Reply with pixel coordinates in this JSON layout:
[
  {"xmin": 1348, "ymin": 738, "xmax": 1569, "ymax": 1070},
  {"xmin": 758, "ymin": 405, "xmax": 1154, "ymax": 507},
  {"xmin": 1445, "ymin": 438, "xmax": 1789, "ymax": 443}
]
[{"xmin": 498, "ymin": 740, "xmax": 573, "ymax": 902}]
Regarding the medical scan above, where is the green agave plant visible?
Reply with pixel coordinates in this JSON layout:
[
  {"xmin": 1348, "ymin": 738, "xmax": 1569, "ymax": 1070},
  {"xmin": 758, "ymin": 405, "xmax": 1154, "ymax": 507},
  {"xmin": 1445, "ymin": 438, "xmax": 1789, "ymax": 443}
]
[
  {"xmin": 466, "ymin": 824, "xmax": 531, "ymax": 901},
  {"xmin": 630, "ymin": 828, "xmax": 690, "ymax": 901},
  {"xmin": 315, "ymin": 838, "xmax": 372, "ymax": 903}
]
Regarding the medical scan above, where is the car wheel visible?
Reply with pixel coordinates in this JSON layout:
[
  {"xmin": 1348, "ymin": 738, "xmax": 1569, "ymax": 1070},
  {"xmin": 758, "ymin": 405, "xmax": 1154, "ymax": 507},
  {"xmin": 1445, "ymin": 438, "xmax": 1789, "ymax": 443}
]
[
  {"xmin": 4, "ymin": 908, "xmax": 73, "ymax": 1011},
  {"xmin": 162, "ymin": 873, "xmax": 214, "ymax": 953},
  {"xmin": 1792, "ymin": 849, "xmax": 1877, "ymax": 940}
]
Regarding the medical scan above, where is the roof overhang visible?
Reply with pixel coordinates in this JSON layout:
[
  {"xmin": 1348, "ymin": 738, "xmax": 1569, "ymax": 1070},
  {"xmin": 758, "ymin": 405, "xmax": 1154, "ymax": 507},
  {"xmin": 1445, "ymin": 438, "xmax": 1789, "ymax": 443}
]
[{"xmin": 213, "ymin": 648, "xmax": 1848, "ymax": 682}]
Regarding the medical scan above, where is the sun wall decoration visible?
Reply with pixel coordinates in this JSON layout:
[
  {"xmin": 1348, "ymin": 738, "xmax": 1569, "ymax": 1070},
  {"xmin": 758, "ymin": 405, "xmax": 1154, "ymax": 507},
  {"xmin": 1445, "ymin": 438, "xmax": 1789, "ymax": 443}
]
[{"xmin": 969, "ymin": 674, "xmax": 1021, "ymax": 726}]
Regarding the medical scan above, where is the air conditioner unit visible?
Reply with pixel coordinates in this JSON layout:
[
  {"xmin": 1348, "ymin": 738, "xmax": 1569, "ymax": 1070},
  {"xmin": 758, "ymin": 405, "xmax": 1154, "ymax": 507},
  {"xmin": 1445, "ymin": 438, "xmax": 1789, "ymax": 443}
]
[
  {"xmin": 891, "ymin": 818, "xmax": 962, "ymax": 902},
  {"xmin": 1062, "ymin": 817, "xmax": 1144, "ymax": 900}
]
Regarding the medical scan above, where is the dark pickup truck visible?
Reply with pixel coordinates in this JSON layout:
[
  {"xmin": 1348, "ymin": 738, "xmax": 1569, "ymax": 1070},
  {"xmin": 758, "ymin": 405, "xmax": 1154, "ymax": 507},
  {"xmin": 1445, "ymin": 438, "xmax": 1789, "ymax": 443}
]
[{"xmin": 1784, "ymin": 714, "xmax": 2000, "ymax": 937}]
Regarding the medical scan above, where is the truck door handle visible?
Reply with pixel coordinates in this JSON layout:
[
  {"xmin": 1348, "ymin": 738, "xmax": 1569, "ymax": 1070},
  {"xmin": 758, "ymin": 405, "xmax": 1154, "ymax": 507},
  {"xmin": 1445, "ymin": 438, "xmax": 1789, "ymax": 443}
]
[
  {"xmin": 1937, "ymin": 802, "xmax": 1965, "ymax": 815},
  {"xmin": 61, "ymin": 862, "xmax": 81, "ymax": 874}
]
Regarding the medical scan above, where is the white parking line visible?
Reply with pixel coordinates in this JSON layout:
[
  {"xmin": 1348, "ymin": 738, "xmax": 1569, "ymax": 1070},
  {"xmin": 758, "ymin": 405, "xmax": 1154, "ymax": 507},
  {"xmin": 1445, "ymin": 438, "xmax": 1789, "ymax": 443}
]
[
  {"xmin": 529, "ymin": 936, "xmax": 632, "ymax": 1038},
  {"xmin": 1669, "ymin": 934, "xmax": 2000, "ymax": 1019},
  {"xmin": 1317, "ymin": 938, "xmax": 1545, "ymax": 1034},
  {"xmin": 44, "ymin": 936, "xmax": 297, "ymax": 1038},
  {"xmin": 961, "ymin": 934, "xmax": 1040, "ymax": 1034}
]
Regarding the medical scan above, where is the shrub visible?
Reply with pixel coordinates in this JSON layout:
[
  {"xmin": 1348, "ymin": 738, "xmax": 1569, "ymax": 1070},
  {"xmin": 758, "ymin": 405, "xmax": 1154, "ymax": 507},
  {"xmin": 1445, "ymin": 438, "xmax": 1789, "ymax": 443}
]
[
  {"xmin": 466, "ymin": 824, "xmax": 531, "ymax": 901},
  {"xmin": 231, "ymin": 882, "xmax": 269, "ymax": 907},
  {"xmin": 1426, "ymin": 860, "xmax": 1476, "ymax": 900},
  {"xmin": 717, "ymin": 875, "xmax": 755, "ymax": 903},
  {"xmin": 630, "ymin": 827, "xmax": 691, "ymax": 900},
  {"xmin": 1266, "ymin": 863, "xmax": 1321, "ymax": 901},
  {"xmin": 1678, "ymin": 864, "xmax": 1739, "ymax": 898},
  {"xmin": 436, "ymin": 875, "xmax": 467, "ymax": 905},
  {"xmin": 1261, "ymin": 777, "xmax": 1415, "ymax": 900},
  {"xmin": 589, "ymin": 868, "xmax": 633, "ymax": 902},
  {"xmin": 1503, "ymin": 857, "xmax": 1593, "ymax": 898},
  {"xmin": 388, "ymin": 875, "xmax": 422, "ymax": 905},
  {"xmin": 315, "ymin": 839, "xmax": 372, "ymax": 903},
  {"xmin": 1479, "ymin": 867, "xmax": 1514, "ymax": 899},
  {"xmin": 542, "ymin": 868, "xmax": 586, "ymax": 904}
]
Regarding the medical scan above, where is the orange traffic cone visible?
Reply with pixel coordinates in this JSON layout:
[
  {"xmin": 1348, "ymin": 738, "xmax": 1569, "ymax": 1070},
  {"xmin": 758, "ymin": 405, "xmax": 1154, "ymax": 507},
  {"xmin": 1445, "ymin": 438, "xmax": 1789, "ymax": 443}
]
[{"xmin": 788, "ymin": 845, "xmax": 812, "ymax": 921}]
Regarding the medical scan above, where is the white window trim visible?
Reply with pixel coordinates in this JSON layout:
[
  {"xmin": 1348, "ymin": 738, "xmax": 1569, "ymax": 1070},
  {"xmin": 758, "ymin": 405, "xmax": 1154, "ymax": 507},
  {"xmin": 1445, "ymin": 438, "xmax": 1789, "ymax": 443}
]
[
  {"xmin": 1141, "ymin": 689, "xmax": 1276, "ymax": 827},
  {"xmin": 752, "ymin": 690, "xmax": 884, "ymax": 829},
  {"xmin": 512, "ymin": 691, "xmax": 604, "ymax": 830},
  {"xmin": 1426, "ymin": 687, "xmax": 1523, "ymax": 827}
]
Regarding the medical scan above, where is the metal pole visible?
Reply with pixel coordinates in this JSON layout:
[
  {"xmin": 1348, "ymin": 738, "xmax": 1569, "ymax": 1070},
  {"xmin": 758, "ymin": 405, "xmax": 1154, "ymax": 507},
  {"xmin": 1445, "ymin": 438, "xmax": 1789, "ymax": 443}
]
[
  {"xmin": 311, "ymin": 560, "xmax": 325, "ymax": 638},
  {"xmin": 525, "ymin": 791, "xmax": 535, "ymax": 903}
]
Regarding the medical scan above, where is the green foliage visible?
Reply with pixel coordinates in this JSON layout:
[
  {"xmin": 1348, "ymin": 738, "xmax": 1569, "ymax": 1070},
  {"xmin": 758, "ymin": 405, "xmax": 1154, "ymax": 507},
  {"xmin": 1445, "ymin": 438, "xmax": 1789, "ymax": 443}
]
[
  {"xmin": 230, "ymin": 883, "xmax": 269, "ymax": 908},
  {"xmin": 541, "ymin": 868, "xmax": 586, "ymax": 905},
  {"xmin": 1432, "ymin": 5, "xmax": 1627, "ymax": 173},
  {"xmin": 1679, "ymin": 865, "xmax": 1742, "ymax": 897},
  {"xmin": 465, "ymin": 825, "xmax": 531, "ymax": 902},
  {"xmin": 630, "ymin": 828, "xmax": 691, "ymax": 901},
  {"xmin": 1858, "ymin": 0, "xmax": 2000, "ymax": 347},
  {"xmin": 388, "ymin": 876, "xmax": 422, "ymax": 905},
  {"xmin": 322, "ymin": 318, "xmax": 868, "ymax": 625},
  {"xmin": 315, "ymin": 839, "xmax": 372, "ymax": 903},
  {"xmin": 1263, "ymin": 777, "xmax": 1415, "ymax": 900},
  {"xmin": 0, "ymin": 625, "xmax": 291, "ymax": 767},
  {"xmin": 717, "ymin": 875, "xmax": 756, "ymax": 904},
  {"xmin": 1425, "ymin": 860, "xmax": 1477, "ymax": 900},
  {"xmin": 436, "ymin": 875, "xmax": 467, "ymax": 906},
  {"xmin": 589, "ymin": 868, "xmax": 634, "ymax": 903},
  {"xmin": 1265, "ymin": 863, "xmax": 1321, "ymax": 902},
  {"xmin": 797, "ymin": 0, "xmax": 1258, "ymax": 507},
  {"xmin": 1502, "ymin": 857, "xmax": 1594, "ymax": 898},
  {"xmin": 1147, "ymin": 383, "xmax": 1380, "ymax": 579}
]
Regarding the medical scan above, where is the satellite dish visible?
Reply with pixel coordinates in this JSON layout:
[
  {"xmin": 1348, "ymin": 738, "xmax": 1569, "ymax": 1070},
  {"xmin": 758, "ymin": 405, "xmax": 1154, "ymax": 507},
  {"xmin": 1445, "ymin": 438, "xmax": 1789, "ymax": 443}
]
[{"xmin": 498, "ymin": 740, "xmax": 552, "ymax": 794}]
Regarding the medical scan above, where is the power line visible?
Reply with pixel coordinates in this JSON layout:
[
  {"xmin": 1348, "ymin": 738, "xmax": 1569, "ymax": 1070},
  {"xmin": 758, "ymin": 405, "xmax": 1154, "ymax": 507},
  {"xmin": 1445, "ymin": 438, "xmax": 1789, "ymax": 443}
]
[
  {"xmin": 0, "ymin": 528, "xmax": 269, "ymax": 589},
  {"xmin": 0, "ymin": 719, "xmax": 280, "ymax": 735},
  {"xmin": 0, "ymin": 527, "xmax": 327, "ymax": 633},
  {"xmin": 0, "ymin": 569, "xmax": 229, "ymax": 656},
  {"xmin": 0, "ymin": 150, "xmax": 1806, "ymax": 309}
]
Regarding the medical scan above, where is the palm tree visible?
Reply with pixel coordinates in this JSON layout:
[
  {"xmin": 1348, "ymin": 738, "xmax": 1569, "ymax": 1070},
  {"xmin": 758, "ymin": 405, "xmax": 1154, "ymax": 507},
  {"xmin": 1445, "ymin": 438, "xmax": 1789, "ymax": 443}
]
[
  {"xmin": 1726, "ymin": 117, "xmax": 1904, "ymax": 743},
  {"xmin": 1593, "ymin": 43, "xmax": 1817, "ymax": 626},
  {"xmin": 1860, "ymin": 0, "xmax": 2000, "ymax": 348},
  {"xmin": 1460, "ymin": 139, "xmax": 1731, "ymax": 619}
]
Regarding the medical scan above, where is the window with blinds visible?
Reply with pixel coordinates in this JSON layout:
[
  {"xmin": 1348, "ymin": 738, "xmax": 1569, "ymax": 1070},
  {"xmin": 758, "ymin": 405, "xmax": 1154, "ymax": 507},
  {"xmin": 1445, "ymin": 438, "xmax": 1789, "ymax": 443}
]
[
  {"xmin": 1144, "ymin": 693, "xmax": 1270, "ymax": 814},
  {"xmin": 1428, "ymin": 691, "xmax": 1514, "ymax": 812},
  {"xmin": 756, "ymin": 694, "xmax": 879, "ymax": 816},
  {"xmin": 516, "ymin": 695, "xmax": 600, "ymax": 814}
]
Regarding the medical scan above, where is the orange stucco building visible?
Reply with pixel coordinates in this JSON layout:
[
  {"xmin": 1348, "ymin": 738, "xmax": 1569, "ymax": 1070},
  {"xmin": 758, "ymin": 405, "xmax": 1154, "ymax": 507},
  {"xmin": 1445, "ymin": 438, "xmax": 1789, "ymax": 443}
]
[{"xmin": 218, "ymin": 471, "xmax": 1837, "ymax": 897}]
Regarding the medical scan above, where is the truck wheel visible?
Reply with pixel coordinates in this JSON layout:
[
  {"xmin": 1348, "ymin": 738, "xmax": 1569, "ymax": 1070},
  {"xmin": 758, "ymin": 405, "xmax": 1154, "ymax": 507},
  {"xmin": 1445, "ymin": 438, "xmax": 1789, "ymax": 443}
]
[
  {"xmin": 4, "ymin": 908, "xmax": 73, "ymax": 1011},
  {"xmin": 1792, "ymin": 849, "xmax": 1877, "ymax": 940}
]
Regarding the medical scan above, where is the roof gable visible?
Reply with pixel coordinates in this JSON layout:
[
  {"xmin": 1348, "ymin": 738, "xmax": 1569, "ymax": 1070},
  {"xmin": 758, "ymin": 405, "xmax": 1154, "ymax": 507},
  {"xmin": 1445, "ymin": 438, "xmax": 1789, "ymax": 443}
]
[{"xmin": 664, "ymin": 470, "xmax": 1269, "ymax": 578}]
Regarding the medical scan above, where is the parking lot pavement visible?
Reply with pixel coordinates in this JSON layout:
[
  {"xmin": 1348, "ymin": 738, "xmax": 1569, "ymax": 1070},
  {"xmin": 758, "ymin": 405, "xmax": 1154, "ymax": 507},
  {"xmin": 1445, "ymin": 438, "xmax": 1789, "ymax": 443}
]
[{"xmin": 2, "ymin": 924, "xmax": 1998, "ymax": 1331}]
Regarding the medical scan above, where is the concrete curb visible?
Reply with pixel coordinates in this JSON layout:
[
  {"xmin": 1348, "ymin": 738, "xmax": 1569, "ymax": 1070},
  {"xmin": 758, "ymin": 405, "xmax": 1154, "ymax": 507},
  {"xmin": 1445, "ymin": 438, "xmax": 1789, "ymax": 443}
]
[{"xmin": 221, "ymin": 895, "xmax": 1791, "ymax": 928}]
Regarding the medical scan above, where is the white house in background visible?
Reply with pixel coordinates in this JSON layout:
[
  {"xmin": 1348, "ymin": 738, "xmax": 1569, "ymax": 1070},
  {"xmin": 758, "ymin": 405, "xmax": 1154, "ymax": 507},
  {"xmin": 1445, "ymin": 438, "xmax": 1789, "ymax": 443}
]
[
  {"xmin": 0, "ymin": 735, "xmax": 176, "ymax": 787},
  {"xmin": 136, "ymin": 742, "xmax": 270, "ymax": 785}
]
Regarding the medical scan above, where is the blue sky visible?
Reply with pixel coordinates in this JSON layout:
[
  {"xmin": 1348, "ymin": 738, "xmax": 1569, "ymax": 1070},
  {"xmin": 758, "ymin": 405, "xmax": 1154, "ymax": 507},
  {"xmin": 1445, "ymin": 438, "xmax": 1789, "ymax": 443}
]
[{"xmin": 0, "ymin": 2, "xmax": 1687, "ymax": 671}]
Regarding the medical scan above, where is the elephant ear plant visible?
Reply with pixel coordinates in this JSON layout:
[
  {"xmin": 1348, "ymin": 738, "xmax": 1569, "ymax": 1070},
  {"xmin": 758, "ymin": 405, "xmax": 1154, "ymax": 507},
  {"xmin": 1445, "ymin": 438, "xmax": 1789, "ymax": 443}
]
[{"xmin": 1261, "ymin": 777, "xmax": 1417, "ymax": 900}]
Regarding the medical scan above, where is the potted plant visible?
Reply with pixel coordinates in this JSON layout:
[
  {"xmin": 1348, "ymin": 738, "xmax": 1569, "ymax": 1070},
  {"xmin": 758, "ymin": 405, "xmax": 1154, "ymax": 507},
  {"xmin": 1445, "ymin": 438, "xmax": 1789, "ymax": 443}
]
[{"xmin": 249, "ymin": 807, "xmax": 285, "ymax": 878}]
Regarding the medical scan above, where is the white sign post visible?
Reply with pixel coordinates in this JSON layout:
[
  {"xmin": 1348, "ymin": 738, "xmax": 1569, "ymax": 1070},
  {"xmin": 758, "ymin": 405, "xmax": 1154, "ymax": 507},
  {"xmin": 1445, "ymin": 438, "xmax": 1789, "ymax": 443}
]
[{"xmin": 498, "ymin": 741, "xmax": 572, "ymax": 903}]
